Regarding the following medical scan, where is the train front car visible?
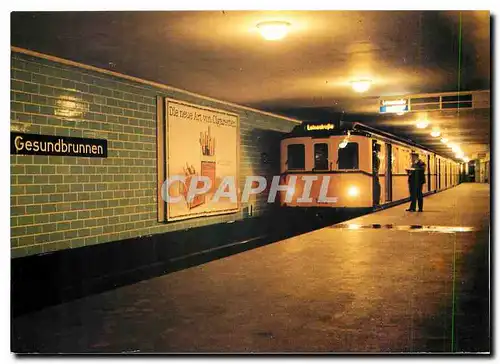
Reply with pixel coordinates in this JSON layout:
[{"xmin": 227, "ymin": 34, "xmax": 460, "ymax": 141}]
[
  {"xmin": 279, "ymin": 121, "xmax": 460, "ymax": 211},
  {"xmin": 279, "ymin": 122, "xmax": 372, "ymax": 210}
]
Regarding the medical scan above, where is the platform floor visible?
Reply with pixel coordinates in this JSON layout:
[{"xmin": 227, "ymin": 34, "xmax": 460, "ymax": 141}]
[{"xmin": 12, "ymin": 183, "xmax": 490, "ymax": 353}]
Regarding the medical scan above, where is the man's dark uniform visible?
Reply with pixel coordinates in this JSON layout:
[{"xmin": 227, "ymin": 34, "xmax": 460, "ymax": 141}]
[{"xmin": 408, "ymin": 159, "xmax": 426, "ymax": 211}]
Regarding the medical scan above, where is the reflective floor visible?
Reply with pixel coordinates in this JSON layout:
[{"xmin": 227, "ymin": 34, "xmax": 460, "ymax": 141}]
[
  {"xmin": 331, "ymin": 224, "xmax": 476, "ymax": 233},
  {"xmin": 12, "ymin": 183, "xmax": 490, "ymax": 353}
]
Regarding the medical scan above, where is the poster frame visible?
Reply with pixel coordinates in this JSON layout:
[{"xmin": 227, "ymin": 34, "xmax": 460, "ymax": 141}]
[{"xmin": 162, "ymin": 97, "xmax": 241, "ymax": 222}]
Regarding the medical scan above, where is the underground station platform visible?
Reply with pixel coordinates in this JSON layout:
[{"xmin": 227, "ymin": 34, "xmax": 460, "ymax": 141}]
[
  {"xmin": 10, "ymin": 11, "xmax": 491, "ymax": 355},
  {"xmin": 11, "ymin": 183, "xmax": 490, "ymax": 353}
]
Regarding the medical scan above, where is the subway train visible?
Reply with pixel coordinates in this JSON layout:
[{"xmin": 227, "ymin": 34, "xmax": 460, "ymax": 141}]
[{"xmin": 279, "ymin": 121, "xmax": 460, "ymax": 209}]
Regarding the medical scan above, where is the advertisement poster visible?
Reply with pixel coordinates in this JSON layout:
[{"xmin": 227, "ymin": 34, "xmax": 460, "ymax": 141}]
[{"xmin": 165, "ymin": 99, "xmax": 239, "ymax": 221}]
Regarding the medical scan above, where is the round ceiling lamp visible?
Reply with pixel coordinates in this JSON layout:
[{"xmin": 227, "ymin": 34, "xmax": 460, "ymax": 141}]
[
  {"xmin": 256, "ymin": 21, "xmax": 291, "ymax": 41},
  {"xmin": 430, "ymin": 128, "xmax": 441, "ymax": 137},
  {"xmin": 350, "ymin": 79, "xmax": 372, "ymax": 93},
  {"xmin": 416, "ymin": 120, "xmax": 429, "ymax": 129}
]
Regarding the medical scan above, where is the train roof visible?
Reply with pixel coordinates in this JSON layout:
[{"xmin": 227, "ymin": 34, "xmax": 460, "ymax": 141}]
[{"xmin": 284, "ymin": 121, "xmax": 456, "ymax": 160}]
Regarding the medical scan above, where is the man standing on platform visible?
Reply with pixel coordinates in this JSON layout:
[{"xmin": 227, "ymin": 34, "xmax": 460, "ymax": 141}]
[{"xmin": 406, "ymin": 152, "xmax": 426, "ymax": 212}]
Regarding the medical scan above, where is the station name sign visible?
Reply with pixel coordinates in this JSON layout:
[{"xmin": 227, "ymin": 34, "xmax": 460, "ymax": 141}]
[
  {"xmin": 305, "ymin": 123, "xmax": 335, "ymax": 131},
  {"xmin": 11, "ymin": 132, "xmax": 108, "ymax": 158},
  {"xmin": 379, "ymin": 98, "xmax": 409, "ymax": 114}
]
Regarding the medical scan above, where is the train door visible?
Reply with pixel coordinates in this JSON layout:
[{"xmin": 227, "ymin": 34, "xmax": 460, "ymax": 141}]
[
  {"xmin": 468, "ymin": 161, "xmax": 476, "ymax": 182},
  {"xmin": 434, "ymin": 154, "xmax": 438, "ymax": 191},
  {"xmin": 448, "ymin": 162, "xmax": 453, "ymax": 187},
  {"xmin": 438, "ymin": 158, "xmax": 441, "ymax": 189},
  {"xmin": 427, "ymin": 154, "xmax": 431, "ymax": 192},
  {"xmin": 385, "ymin": 143, "xmax": 393, "ymax": 202},
  {"xmin": 372, "ymin": 140, "xmax": 381, "ymax": 207},
  {"xmin": 445, "ymin": 162, "xmax": 448, "ymax": 188}
]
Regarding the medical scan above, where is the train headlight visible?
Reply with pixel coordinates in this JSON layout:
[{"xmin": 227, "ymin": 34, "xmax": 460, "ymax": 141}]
[{"xmin": 347, "ymin": 186, "xmax": 359, "ymax": 197}]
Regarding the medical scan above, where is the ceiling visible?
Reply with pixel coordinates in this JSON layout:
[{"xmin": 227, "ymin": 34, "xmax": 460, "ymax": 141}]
[{"xmin": 11, "ymin": 11, "xmax": 491, "ymax": 160}]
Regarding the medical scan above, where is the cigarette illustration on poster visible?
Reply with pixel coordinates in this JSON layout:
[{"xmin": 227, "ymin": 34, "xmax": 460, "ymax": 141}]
[{"xmin": 165, "ymin": 99, "xmax": 239, "ymax": 221}]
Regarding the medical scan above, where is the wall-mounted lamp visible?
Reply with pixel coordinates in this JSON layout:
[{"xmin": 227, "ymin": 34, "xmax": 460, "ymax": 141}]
[
  {"xmin": 55, "ymin": 95, "xmax": 89, "ymax": 119},
  {"xmin": 338, "ymin": 131, "xmax": 351, "ymax": 149},
  {"xmin": 339, "ymin": 140, "xmax": 348, "ymax": 149}
]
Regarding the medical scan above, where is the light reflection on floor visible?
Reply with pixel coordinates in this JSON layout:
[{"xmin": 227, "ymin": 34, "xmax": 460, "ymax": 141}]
[{"xmin": 332, "ymin": 223, "xmax": 475, "ymax": 233}]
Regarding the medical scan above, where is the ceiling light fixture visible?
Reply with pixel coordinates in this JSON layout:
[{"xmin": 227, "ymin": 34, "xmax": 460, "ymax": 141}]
[
  {"xmin": 416, "ymin": 120, "xmax": 429, "ymax": 129},
  {"xmin": 256, "ymin": 21, "xmax": 291, "ymax": 41},
  {"xmin": 451, "ymin": 144, "xmax": 460, "ymax": 153},
  {"xmin": 463, "ymin": 157, "xmax": 470, "ymax": 163},
  {"xmin": 455, "ymin": 151, "xmax": 464, "ymax": 159},
  {"xmin": 440, "ymin": 137, "xmax": 449, "ymax": 143},
  {"xmin": 430, "ymin": 128, "xmax": 441, "ymax": 137},
  {"xmin": 350, "ymin": 79, "xmax": 372, "ymax": 93}
]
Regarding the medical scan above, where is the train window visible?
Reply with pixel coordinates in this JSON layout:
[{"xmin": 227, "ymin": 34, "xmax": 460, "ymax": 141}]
[
  {"xmin": 287, "ymin": 144, "xmax": 305, "ymax": 170},
  {"xmin": 338, "ymin": 142, "xmax": 359, "ymax": 170},
  {"xmin": 314, "ymin": 143, "xmax": 329, "ymax": 170}
]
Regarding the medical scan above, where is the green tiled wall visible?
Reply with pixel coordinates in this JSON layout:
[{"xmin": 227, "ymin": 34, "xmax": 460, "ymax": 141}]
[{"xmin": 11, "ymin": 51, "xmax": 298, "ymax": 258}]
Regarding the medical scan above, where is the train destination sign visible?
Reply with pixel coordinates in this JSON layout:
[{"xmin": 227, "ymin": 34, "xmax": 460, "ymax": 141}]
[
  {"xmin": 379, "ymin": 98, "xmax": 409, "ymax": 114},
  {"xmin": 305, "ymin": 123, "xmax": 335, "ymax": 131},
  {"xmin": 11, "ymin": 132, "xmax": 108, "ymax": 158}
]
